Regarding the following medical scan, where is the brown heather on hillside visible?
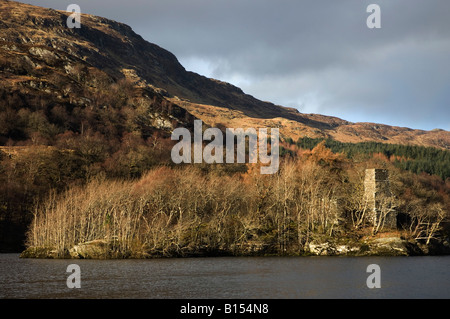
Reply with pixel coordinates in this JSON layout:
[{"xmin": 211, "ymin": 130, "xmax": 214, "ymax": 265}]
[
  {"xmin": 0, "ymin": 0, "xmax": 449, "ymax": 150},
  {"xmin": 0, "ymin": 1, "xmax": 449, "ymax": 255}
]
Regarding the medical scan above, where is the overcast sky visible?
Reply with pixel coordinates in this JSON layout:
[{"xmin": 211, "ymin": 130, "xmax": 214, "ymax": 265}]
[{"xmin": 18, "ymin": 0, "xmax": 450, "ymax": 131}]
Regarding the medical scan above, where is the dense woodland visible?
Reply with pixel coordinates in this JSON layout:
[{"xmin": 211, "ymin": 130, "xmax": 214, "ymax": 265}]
[
  {"xmin": 23, "ymin": 144, "xmax": 450, "ymax": 258},
  {"xmin": 294, "ymin": 137, "xmax": 450, "ymax": 180},
  {"xmin": 1, "ymin": 0, "xmax": 449, "ymax": 255},
  {"xmin": 0, "ymin": 74, "xmax": 180, "ymax": 251},
  {"xmin": 0, "ymin": 72, "xmax": 449, "ymax": 255}
]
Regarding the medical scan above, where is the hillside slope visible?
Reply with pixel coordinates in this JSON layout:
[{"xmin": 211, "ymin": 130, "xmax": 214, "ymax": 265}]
[
  {"xmin": 0, "ymin": 1, "xmax": 449, "ymax": 255},
  {"xmin": 0, "ymin": 0, "xmax": 449, "ymax": 149}
]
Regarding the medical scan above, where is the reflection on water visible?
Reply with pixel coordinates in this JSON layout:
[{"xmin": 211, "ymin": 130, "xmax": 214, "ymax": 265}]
[{"xmin": 0, "ymin": 254, "xmax": 449, "ymax": 299}]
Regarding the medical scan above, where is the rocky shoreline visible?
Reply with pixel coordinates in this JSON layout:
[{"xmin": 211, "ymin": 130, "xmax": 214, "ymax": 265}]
[
  {"xmin": 306, "ymin": 237, "xmax": 450, "ymax": 256},
  {"xmin": 20, "ymin": 236, "xmax": 450, "ymax": 259}
]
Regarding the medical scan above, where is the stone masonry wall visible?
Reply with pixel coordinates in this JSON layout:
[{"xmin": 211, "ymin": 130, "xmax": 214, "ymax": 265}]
[{"xmin": 364, "ymin": 169, "xmax": 397, "ymax": 229}]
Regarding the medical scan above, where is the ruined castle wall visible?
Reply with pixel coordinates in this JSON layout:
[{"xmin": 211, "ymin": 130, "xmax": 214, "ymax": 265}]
[{"xmin": 364, "ymin": 169, "xmax": 397, "ymax": 229}]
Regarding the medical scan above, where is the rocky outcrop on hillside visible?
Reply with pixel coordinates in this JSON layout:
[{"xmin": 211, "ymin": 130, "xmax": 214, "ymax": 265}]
[
  {"xmin": 0, "ymin": 0, "xmax": 197, "ymax": 141},
  {"xmin": 1, "ymin": 0, "xmax": 448, "ymax": 149}
]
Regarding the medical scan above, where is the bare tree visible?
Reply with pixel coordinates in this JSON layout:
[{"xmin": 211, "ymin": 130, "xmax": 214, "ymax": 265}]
[{"xmin": 371, "ymin": 193, "xmax": 397, "ymax": 235}]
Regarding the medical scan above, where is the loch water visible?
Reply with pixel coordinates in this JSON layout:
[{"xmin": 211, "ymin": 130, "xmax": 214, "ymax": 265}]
[{"xmin": 0, "ymin": 254, "xmax": 449, "ymax": 299}]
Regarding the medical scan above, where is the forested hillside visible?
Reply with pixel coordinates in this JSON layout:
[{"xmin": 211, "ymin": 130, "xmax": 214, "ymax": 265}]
[
  {"xmin": 294, "ymin": 137, "xmax": 450, "ymax": 180},
  {"xmin": 0, "ymin": 0, "xmax": 449, "ymax": 255}
]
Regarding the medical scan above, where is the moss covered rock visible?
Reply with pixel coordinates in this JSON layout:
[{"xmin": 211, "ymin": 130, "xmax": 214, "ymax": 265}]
[
  {"xmin": 20, "ymin": 247, "xmax": 58, "ymax": 258},
  {"xmin": 69, "ymin": 239, "xmax": 109, "ymax": 259}
]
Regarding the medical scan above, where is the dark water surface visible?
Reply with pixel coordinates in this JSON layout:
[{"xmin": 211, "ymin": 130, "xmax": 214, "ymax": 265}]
[{"xmin": 0, "ymin": 254, "xmax": 449, "ymax": 299}]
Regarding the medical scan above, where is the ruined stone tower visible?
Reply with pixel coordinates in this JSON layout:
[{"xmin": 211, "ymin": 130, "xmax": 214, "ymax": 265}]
[{"xmin": 364, "ymin": 169, "xmax": 397, "ymax": 229}]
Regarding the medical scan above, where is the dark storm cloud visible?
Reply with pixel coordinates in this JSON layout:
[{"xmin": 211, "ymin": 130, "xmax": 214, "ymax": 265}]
[{"xmin": 17, "ymin": 0, "xmax": 450, "ymax": 130}]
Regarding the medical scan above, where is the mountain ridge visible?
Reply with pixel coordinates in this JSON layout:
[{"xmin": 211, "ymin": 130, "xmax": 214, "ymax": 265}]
[{"xmin": 1, "ymin": 0, "xmax": 449, "ymax": 149}]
